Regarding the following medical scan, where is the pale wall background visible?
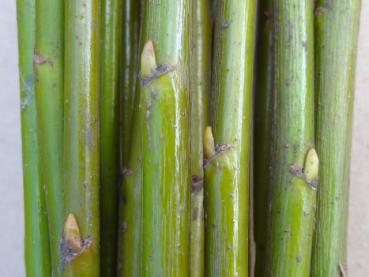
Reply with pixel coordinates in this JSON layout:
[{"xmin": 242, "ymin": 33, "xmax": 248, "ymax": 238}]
[{"xmin": 0, "ymin": 1, "xmax": 367, "ymax": 276}]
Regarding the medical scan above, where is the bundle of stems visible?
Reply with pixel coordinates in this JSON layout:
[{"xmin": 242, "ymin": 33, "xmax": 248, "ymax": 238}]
[
  {"xmin": 312, "ymin": 1, "xmax": 361, "ymax": 276},
  {"xmin": 16, "ymin": 0, "xmax": 361, "ymax": 275}
]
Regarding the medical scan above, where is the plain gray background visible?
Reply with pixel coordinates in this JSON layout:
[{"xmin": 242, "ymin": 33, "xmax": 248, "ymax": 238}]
[{"xmin": 0, "ymin": 1, "xmax": 368, "ymax": 276}]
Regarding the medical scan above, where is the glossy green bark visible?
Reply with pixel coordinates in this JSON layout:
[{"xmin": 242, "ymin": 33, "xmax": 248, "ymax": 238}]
[
  {"xmin": 139, "ymin": 1, "xmax": 191, "ymax": 274},
  {"xmin": 16, "ymin": 0, "xmax": 51, "ymax": 276},
  {"xmin": 141, "ymin": 59, "xmax": 190, "ymax": 277},
  {"xmin": 189, "ymin": 1, "xmax": 212, "ymax": 276},
  {"xmin": 253, "ymin": 0, "xmax": 273, "ymax": 275},
  {"xmin": 204, "ymin": 0, "xmax": 256, "ymax": 275},
  {"xmin": 62, "ymin": 0, "xmax": 100, "ymax": 275},
  {"xmin": 100, "ymin": 0, "xmax": 122, "ymax": 275},
  {"xmin": 267, "ymin": 0, "xmax": 316, "ymax": 276},
  {"xmin": 312, "ymin": 1, "xmax": 361, "ymax": 276},
  {"xmin": 120, "ymin": 0, "xmax": 140, "ymax": 166},
  {"xmin": 34, "ymin": 0, "xmax": 64, "ymax": 274}
]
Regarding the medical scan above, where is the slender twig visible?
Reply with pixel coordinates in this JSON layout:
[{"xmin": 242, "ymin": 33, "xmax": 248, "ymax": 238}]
[{"xmin": 16, "ymin": 0, "xmax": 51, "ymax": 275}]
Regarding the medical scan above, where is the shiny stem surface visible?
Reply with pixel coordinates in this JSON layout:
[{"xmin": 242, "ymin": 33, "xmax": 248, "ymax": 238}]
[
  {"xmin": 205, "ymin": 0, "xmax": 256, "ymax": 275},
  {"xmin": 139, "ymin": 0, "xmax": 191, "ymax": 275},
  {"xmin": 62, "ymin": 0, "xmax": 100, "ymax": 275}
]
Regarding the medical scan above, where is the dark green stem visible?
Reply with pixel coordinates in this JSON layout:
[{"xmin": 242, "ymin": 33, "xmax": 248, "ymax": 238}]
[
  {"xmin": 120, "ymin": 0, "xmax": 140, "ymax": 167},
  {"xmin": 253, "ymin": 0, "xmax": 273, "ymax": 275},
  {"xmin": 116, "ymin": 1, "xmax": 141, "ymax": 276},
  {"xmin": 100, "ymin": 0, "xmax": 122, "ymax": 275}
]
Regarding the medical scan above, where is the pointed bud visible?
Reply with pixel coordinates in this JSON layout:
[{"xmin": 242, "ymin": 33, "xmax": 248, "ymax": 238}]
[
  {"xmin": 204, "ymin": 126, "xmax": 216, "ymax": 159},
  {"xmin": 63, "ymin": 213, "xmax": 82, "ymax": 253},
  {"xmin": 304, "ymin": 148, "xmax": 319, "ymax": 183},
  {"xmin": 141, "ymin": 40, "xmax": 157, "ymax": 77}
]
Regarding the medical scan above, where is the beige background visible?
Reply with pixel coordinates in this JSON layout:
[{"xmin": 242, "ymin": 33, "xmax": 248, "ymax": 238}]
[{"xmin": 0, "ymin": 1, "xmax": 367, "ymax": 276}]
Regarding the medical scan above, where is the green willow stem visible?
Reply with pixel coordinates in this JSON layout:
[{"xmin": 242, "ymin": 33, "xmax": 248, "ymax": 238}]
[
  {"xmin": 62, "ymin": 0, "xmax": 100, "ymax": 276},
  {"xmin": 190, "ymin": 0, "xmax": 212, "ymax": 276},
  {"xmin": 116, "ymin": 2, "xmax": 141, "ymax": 276},
  {"xmin": 140, "ymin": 40, "xmax": 190, "ymax": 276},
  {"xmin": 16, "ymin": 0, "xmax": 51, "ymax": 276},
  {"xmin": 312, "ymin": 1, "xmax": 361, "ymax": 276},
  {"xmin": 253, "ymin": 0, "xmax": 273, "ymax": 275},
  {"xmin": 117, "ymin": 106, "xmax": 143, "ymax": 276},
  {"xmin": 120, "ymin": 0, "xmax": 140, "ymax": 166},
  {"xmin": 138, "ymin": 0, "xmax": 191, "ymax": 273},
  {"xmin": 267, "ymin": 1, "xmax": 316, "ymax": 276},
  {"xmin": 34, "ymin": 0, "xmax": 64, "ymax": 274},
  {"xmin": 100, "ymin": 0, "xmax": 122, "ymax": 275},
  {"xmin": 204, "ymin": 0, "xmax": 256, "ymax": 275}
]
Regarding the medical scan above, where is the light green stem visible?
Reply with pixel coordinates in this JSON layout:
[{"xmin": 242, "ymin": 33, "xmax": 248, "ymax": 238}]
[
  {"xmin": 204, "ymin": 0, "xmax": 256, "ymax": 275},
  {"xmin": 312, "ymin": 1, "xmax": 361, "ymax": 276},
  {"xmin": 16, "ymin": 0, "xmax": 51, "ymax": 275},
  {"xmin": 34, "ymin": 0, "xmax": 64, "ymax": 274},
  {"xmin": 189, "ymin": 1, "xmax": 212, "ymax": 276},
  {"xmin": 267, "ymin": 0, "xmax": 316, "ymax": 276},
  {"xmin": 62, "ymin": 0, "xmax": 100, "ymax": 275},
  {"xmin": 139, "ymin": 0, "xmax": 192, "ymax": 273}
]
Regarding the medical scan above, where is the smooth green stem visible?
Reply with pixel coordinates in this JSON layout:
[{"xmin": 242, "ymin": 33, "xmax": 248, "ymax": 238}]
[
  {"xmin": 267, "ymin": 1, "xmax": 315, "ymax": 276},
  {"xmin": 253, "ymin": 0, "xmax": 273, "ymax": 275},
  {"xmin": 62, "ymin": 0, "xmax": 100, "ymax": 276},
  {"xmin": 204, "ymin": 0, "xmax": 256, "ymax": 275},
  {"xmin": 190, "ymin": 1, "xmax": 212, "ymax": 276},
  {"xmin": 312, "ymin": 1, "xmax": 361, "ymax": 276},
  {"xmin": 117, "ymin": 106, "xmax": 143, "ymax": 276},
  {"xmin": 116, "ymin": 1, "xmax": 141, "ymax": 276},
  {"xmin": 139, "ymin": 0, "xmax": 191, "ymax": 273},
  {"xmin": 34, "ymin": 0, "xmax": 64, "ymax": 274},
  {"xmin": 120, "ymin": 0, "xmax": 140, "ymax": 167},
  {"xmin": 16, "ymin": 0, "xmax": 51, "ymax": 276},
  {"xmin": 100, "ymin": 0, "xmax": 122, "ymax": 275}
]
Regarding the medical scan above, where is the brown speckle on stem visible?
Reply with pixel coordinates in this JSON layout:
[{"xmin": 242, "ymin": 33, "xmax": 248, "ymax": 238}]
[
  {"xmin": 315, "ymin": 5, "xmax": 329, "ymax": 16},
  {"xmin": 122, "ymin": 168, "xmax": 133, "ymax": 177},
  {"xmin": 33, "ymin": 54, "xmax": 53, "ymax": 66},
  {"xmin": 191, "ymin": 175, "xmax": 204, "ymax": 193}
]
